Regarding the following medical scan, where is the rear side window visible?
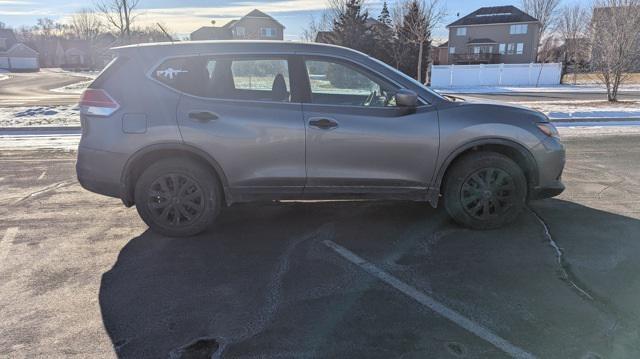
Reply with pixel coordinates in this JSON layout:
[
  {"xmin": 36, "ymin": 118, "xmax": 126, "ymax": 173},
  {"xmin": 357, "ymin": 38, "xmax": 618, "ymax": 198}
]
[
  {"xmin": 152, "ymin": 56, "xmax": 291, "ymax": 102},
  {"xmin": 90, "ymin": 56, "xmax": 129, "ymax": 89}
]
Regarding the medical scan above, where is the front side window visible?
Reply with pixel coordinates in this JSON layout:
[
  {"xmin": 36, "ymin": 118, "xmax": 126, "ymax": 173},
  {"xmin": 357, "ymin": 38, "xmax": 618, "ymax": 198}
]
[
  {"xmin": 456, "ymin": 27, "xmax": 467, "ymax": 36},
  {"xmin": 305, "ymin": 59, "xmax": 399, "ymax": 107}
]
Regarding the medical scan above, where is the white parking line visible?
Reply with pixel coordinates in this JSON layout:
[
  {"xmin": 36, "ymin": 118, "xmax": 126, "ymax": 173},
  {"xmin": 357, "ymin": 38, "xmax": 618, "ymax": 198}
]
[
  {"xmin": 0, "ymin": 227, "xmax": 19, "ymax": 263},
  {"xmin": 323, "ymin": 240, "xmax": 536, "ymax": 359}
]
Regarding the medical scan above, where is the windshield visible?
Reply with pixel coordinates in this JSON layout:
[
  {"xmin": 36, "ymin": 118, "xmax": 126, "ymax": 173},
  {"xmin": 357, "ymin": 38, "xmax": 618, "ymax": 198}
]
[{"xmin": 367, "ymin": 55, "xmax": 447, "ymax": 101}]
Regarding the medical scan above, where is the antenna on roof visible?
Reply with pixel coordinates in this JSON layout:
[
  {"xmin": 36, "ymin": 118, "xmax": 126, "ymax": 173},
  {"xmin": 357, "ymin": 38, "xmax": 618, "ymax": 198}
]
[
  {"xmin": 157, "ymin": 23, "xmax": 174, "ymax": 44},
  {"xmin": 211, "ymin": 20, "xmax": 216, "ymax": 26}
]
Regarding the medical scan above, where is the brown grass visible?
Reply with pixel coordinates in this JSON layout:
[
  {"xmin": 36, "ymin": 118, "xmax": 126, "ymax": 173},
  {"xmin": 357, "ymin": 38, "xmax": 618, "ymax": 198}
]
[{"xmin": 562, "ymin": 72, "xmax": 640, "ymax": 85}]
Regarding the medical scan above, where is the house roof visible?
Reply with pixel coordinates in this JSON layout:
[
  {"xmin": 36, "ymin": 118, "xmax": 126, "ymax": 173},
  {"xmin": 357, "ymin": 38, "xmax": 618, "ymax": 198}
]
[
  {"xmin": 0, "ymin": 29, "xmax": 18, "ymax": 49},
  {"xmin": 447, "ymin": 6, "xmax": 539, "ymax": 27},
  {"xmin": 229, "ymin": 9, "xmax": 285, "ymax": 29},
  {"xmin": 467, "ymin": 38, "xmax": 498, "ymax": 44},
  {"xmin": 191, "ymin": 26, "xmax": 232, "ymax": 40}
]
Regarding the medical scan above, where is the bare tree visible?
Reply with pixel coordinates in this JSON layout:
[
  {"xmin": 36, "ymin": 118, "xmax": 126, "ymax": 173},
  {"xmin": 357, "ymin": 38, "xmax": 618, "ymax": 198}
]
[
  {"xmin": 301, "ymin": 13, "xmax": 332, "ymax": 42},
  {"xmin": 557, "ymin": 4, "xmax": 590, "ymax": 84},
  {"xmin": 95, "ymin": 0, "xmax": 140, "ymax": 38},
  {"xmin": 71, "ymin": 8, "xmax": 103, "ymax": 41},
  {"xmin": 389, "ymin": 5, "xmax": 411, "ymax": 69},
  {"xmin": 522, "ymin": 0, "xmax": 562, "ymax": 61},
  {"xmin": 395, "ymin": 0, "xmax": 445, "ymax": 83},
  {"xmin": 590, "ymin": 0, "xmax": 640, "ymax": 101}
]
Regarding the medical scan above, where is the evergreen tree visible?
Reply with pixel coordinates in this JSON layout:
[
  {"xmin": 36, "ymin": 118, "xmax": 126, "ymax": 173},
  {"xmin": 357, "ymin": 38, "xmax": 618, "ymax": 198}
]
[
  {"xmin": 378, "ymin": 2, "xmax": 392, "ymax": 27},
  {"xmin": 371, "ymin": 2, "xmax": 395, "ymax": 64},
  {"xmin": 331, "ymin": 0, "xmax": 373, "ymax": 53}
]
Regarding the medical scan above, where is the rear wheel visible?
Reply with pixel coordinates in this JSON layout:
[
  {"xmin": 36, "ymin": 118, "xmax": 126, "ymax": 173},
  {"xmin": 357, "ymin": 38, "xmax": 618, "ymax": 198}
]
[
  {"xmin": 134, "ymin": 158, "xmax": 221, "ymax": 237},
  {"xmin": 443, "ymin": 152, "xmax": 527, "ymax": 230}
]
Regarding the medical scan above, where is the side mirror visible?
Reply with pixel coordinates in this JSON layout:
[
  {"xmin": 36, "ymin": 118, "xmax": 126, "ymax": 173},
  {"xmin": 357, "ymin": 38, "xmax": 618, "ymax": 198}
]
[{"xmin": 395, "ymin": 89, "xmax": 418, "ymax": 108}]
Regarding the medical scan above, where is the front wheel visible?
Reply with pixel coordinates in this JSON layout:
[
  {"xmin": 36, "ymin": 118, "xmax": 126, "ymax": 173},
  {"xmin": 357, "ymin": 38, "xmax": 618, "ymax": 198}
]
[
  {"xmin": 134, "ymin": 158, "xmax": 221, "ymax": 237},
  {"xmin": 443, "ymin": 152, "xmax": 527, "ymax": 230}
]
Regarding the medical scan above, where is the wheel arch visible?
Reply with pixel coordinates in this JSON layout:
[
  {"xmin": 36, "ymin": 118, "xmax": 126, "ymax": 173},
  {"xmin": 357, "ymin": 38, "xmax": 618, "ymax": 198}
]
[
  {"xmin": 430, "ymin": 138, "xmax": 539, "ymax": 206},
  {"xmin": 120, "ymin": 142, "xmax": 231, "ymax": 207}
]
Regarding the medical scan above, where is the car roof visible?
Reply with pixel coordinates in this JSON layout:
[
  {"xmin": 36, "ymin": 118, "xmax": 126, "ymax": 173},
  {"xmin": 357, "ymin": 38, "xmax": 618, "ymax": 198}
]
[{"xmin": 112, "ymin": 40, "xmax": 365, "ymax": 58}]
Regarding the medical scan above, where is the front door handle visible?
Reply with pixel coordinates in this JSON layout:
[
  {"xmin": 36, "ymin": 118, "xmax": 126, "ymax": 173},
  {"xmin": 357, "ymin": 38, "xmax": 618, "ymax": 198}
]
[
  {"xmin": 189, "ymin": 111, "xmax": 219, "ymax": 122},
  {"xmin": 309, "ymin": 118, "xmax": 338, "ymax": 130}
]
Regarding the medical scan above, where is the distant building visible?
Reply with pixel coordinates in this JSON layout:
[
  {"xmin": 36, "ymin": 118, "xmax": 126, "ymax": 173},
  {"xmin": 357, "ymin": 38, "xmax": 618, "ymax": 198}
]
[
  {"xmin": 191, "ymin": 9, "xmax": 285, "ymax": 41},
  {"xmin": 445, "ymin": 6, "xmax": 541, "ymax": 65},
  {"xmin": 0, "ymin": 29, "xmax": 39, "ymax": 71}
]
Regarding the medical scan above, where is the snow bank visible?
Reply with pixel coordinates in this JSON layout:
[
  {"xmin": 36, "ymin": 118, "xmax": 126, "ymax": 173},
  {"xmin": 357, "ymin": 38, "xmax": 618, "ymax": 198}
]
[
  {"xmin": 434, "ymin": 84, "xmax": 640, "ymax": 94},
  {"xmin": 0, "ymin": 106, "xmax": 80, "ymax": 127},
  {"xmin": 51, "ymin": 80, "xmax": 93, "ymax": 94}
]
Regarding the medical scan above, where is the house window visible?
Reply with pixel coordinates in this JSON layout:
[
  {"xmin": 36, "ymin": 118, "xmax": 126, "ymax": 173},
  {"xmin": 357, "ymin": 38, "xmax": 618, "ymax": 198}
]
[
  {"xmin": 507, "ymin": 43, "xmax": 515, "ymax": 55},
  {"xmin": 261, "ymin": 27, "xmax": 276, "ymax": 37},
  {"xmin": 456, "ymin": 27, "xmax": 467, "ymax": 36},
  {"xmin": 473, "ymin": 46, "xmax": 480, "ymax": 54},
  {"xmin": 234, "ymin": 26, "xmax": 246, "ymax": 38},
  {"xmin": 516, "ymin": 43, "xmax": 524, "ymax": 55},
  {"xmin": 449, "ymin": 47, "xmax": 455, "ymax": 54},
  {"xmin": 510, "ymin": 24, "xmax": 528, "ymax": 35},
  {"xmin": 499, "ymin": 43, "xmax": 506, "ymax": 54}
]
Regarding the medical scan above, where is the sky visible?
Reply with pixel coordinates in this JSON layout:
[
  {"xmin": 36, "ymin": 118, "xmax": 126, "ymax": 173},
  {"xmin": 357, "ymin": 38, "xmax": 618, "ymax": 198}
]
[{"xmin": 0, "ymin": 0, "xmax": 585, "ymax": 41}]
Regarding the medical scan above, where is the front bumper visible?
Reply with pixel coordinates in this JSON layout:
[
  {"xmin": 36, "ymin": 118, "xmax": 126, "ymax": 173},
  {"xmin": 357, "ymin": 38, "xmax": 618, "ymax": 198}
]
[
  {"xmin": 530, "ymin": 180, "xmax": 565, "ymax": 199},
  {"xmin": 529, "ymin": 136, "xmax": 566, "ymax": 200}
]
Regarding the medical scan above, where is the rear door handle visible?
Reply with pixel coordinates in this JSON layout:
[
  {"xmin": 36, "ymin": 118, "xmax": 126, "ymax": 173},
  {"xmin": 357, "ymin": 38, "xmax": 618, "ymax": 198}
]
[
  {"xmin": 309, "ymin": 118, "xmax": 338, "ymax": 130},
  {"xmin": 189, "ymin": 111, "xmax": 219, "ymax": 122}
]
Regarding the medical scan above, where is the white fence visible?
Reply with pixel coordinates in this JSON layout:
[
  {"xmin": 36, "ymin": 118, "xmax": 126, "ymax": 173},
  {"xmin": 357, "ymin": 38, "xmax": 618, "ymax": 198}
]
[{"xmin": 430, "ymin": 63, "xmax": 562, "ymax": 88}]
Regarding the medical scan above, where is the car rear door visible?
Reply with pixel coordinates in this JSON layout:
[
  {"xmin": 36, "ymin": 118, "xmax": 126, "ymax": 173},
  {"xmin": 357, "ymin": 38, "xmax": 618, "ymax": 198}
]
[
  {"xmin": 300, "ymin": 56, "xmax": 439, "ymax": 197},
  {"xmin": 153, "ymin": 54, "xmax": 306, "ymax": 198}
]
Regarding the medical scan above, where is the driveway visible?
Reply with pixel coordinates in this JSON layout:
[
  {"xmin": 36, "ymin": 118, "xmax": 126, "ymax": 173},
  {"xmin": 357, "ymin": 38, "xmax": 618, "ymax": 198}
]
[
  {"xmin": 0, "ymin": 69, "xmax": 90, "ymax": 107},
  {"xmin": 1, "ymin": 130, "xmax": 639, "ymax": 358}
]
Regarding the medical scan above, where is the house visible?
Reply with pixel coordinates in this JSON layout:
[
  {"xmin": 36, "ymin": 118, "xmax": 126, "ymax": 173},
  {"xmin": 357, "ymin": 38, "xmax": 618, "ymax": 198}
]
[
  {"xmin": 445, "ymin": 6, "xmax": 541, "ymax": 65},
  {"xmin": 433, "ymin": 42, "xmax": 449, "ymax": 65},
  {"xmin": 191, "ymin": 9, "xmax": 285, "ymax": 41},
  {"xmin": 34, "ymin": 38, "xmax": 91, "ymax": 69},
  {"xmin": 0, "ymin": 29, "xmax": 39, "ymax": 71}
]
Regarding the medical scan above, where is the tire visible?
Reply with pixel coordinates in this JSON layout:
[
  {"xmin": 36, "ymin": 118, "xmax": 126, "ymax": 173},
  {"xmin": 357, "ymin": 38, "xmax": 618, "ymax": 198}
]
[
  {"xmin": 443, "ymin": 152, "xmax": 527, "ymax": 230},
  {"xmin": 134, "ymin": 158, "xmax": 221, "ymax": 237}
]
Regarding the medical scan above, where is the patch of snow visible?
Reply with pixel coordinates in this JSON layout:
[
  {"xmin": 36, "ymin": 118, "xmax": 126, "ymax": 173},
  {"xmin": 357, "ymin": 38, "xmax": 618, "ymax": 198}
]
[
  {"xmin": 0, "ymin": 134, "xmax": 80, "ymax": 151},
  {"xmin": 51, "ymin": 80, "xmax": 92, "ymax": 94},
  {"xmin": 0, "ymin": 106, "xmax": 80, "ymax": 127},
  {"xmin": 511, "ymin": 101, "xmax": 640, "ymax": 120},
  {"xmin": 433, "ymin": 84, "xmax": 640, "ymax": 94},
  {"xmin": 558, "ymin": 124, "xmax": 640, "ymax": 137}
]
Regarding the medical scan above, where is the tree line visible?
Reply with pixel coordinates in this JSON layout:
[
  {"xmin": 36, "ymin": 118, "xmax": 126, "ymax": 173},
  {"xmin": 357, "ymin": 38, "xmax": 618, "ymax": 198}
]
[{"xmin": 304, "ymin": 0, "xmax": 445, "ymax": 84}]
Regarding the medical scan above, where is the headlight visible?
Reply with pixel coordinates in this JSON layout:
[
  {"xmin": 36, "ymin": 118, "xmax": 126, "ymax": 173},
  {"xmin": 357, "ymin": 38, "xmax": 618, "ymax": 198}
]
[{"xmin": 536, "ymin": 122, "xmax": 560, "ymax": 138}]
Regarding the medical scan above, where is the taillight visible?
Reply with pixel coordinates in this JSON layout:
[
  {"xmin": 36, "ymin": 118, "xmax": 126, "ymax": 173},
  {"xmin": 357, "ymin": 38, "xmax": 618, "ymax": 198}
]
[{"xmin": 79, "ymin": 89, "xmax": 119, "ymax": 117}]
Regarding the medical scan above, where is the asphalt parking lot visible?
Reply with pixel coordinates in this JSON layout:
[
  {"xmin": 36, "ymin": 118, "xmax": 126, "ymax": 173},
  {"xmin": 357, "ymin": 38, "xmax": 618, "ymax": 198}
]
[{"xmin": 1, "ymin": 130, "xmax": 640, "ymax": 358}]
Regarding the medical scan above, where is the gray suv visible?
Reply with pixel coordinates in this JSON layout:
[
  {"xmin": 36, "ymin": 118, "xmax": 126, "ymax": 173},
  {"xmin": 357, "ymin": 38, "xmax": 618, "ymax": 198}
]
[{"xmin": 76, "ymin": 41, "xmax": 565, "ymax": 237}]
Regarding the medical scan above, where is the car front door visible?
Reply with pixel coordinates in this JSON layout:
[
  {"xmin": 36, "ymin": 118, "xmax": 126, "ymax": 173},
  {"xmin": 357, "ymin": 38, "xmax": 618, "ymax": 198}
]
[
  {"xmin": 153, "ymin": 54, "xmax": 306, "ymax": 199},
  {"xmin": 301, "ymin": 56, "xmax": 439, "ymax": 197}
]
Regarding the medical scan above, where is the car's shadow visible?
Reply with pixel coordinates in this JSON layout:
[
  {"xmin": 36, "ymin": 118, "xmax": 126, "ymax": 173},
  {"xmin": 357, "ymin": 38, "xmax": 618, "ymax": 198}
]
[{"xmin": 99, "ymin": 199, "xmax": 640, "ymax": 358}]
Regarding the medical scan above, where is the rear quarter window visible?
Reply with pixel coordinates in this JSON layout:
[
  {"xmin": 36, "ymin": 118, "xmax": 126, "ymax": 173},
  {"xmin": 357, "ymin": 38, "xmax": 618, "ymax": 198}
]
[
  {"xmin": 152, "ymin": 57, "xmax": 215, "ymax": 97},
  {"xmin": 90, "ymin": 56, "xmax": 129, "ymax": 89}
]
